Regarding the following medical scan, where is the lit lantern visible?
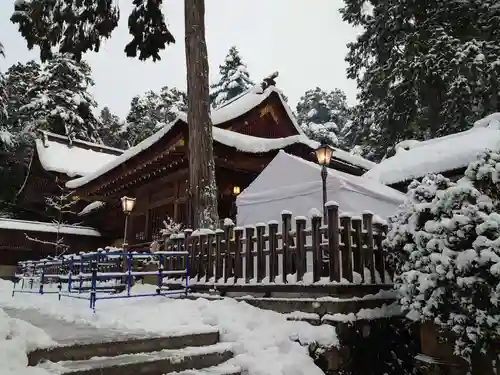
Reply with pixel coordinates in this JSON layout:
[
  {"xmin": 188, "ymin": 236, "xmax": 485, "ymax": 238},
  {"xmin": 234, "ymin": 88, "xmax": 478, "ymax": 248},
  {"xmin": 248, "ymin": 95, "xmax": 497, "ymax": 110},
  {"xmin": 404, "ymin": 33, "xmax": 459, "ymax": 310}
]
[
  {"xmin": 315, "ymin": 144, "xmax": 334, "ymax": 166},
  {"xmin": 233, "ymin": 186, "xmax": 241, "ymax": 195},
  {"xmin": 121, "ymin": 196, "xmax": 136, "ymax": 215}
]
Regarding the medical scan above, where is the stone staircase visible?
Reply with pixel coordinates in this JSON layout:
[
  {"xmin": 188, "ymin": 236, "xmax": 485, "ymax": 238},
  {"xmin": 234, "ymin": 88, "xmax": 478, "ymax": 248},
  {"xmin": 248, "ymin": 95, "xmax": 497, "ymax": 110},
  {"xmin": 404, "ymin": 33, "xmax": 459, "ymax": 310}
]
[{"xmin": 32, "ymin": 330, "xmax": 240, "ymax": 375}]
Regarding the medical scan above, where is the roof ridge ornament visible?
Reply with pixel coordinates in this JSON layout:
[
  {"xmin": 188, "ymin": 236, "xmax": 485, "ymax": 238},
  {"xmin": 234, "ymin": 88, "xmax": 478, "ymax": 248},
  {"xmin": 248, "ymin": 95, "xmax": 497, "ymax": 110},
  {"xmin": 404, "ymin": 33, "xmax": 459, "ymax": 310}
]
[{"xmin": 259, "ymin": 71, "xmax": 279, "ymax": 92}]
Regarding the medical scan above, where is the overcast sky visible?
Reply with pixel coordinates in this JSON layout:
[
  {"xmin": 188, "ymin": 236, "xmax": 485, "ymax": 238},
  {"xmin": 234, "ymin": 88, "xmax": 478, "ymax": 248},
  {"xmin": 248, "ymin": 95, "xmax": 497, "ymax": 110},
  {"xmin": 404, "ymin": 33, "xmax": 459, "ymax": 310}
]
[{"xmin": 0, "ymin": 0, "xmax": 361, "ymax": 119}]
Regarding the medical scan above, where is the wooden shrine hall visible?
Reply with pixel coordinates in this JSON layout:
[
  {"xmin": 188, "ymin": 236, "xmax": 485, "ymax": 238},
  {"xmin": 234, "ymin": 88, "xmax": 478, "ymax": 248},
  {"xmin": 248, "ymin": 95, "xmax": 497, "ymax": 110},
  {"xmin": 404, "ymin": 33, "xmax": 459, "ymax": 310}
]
[
  {"xmin": 67, "ymin": 82, "xmax": 375, "ymax": 247},
  {"xmin": 16, "ymin": 131, "xmax": 124, "ymax": 224}
]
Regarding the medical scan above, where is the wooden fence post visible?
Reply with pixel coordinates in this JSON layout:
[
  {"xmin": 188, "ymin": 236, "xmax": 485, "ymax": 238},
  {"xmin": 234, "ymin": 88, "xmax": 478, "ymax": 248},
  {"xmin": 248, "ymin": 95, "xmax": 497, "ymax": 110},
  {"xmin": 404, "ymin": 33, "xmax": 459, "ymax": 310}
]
[
  {"xmin": 295, "ymin": 216, "xmax": 307, "ymax": 282},
  {"xmin": 206, "ymin": 232, "xmax": 214, "ymax": 282},
  {"xmin": 382, "ymin": 223, "xmax": 392, "ymax": 281},
  {"xmin": 191, "ymin": 234, "xmax": 200, "ymax": 282},
  {"xmin": 198, "ymin": 233, "xmax": 207, "ymax": 280},
  {"xmin": 311, "ymin": 215, "xmax": 322, "ymax": 283},
  {"xmin": 233, "ymin": 227, "xmax": 243, "ymax": 282},
  {"xmin": 373, "ymin": 221, "xmax": 386, "ymax": 284},
  {"xmin": 245, "ymin": 226, "xmax": 255, "ymax": 283},
  {"xmin": 340, "ymin": 214, "xmax": 353, "ymax": 283},
  {"xmin": 268, "ymin": 221, "xmax": 279, "ymax": 283},
  {"xmin": 363, "ymin": 212, "xmax": 376, "ymax": 283},
  {"xmin": 281, "ymin": 211, "xmax": 292, "ymax": 283},
  {"xmin": 175, "ymin": 234, "xmax": 186, "ymax": 278},
  {"xmin": 183, "ymin": 229, "xmax": 192, "ymax": 279},
  {"xmin": 351, "ymin": 217, "xmax": 364, "ymax": 283},
  {"xmin": 223, "ymin": 223, "xmax": 234, "ymax": 283},
  {"xmin": 326, "ymin": 202, "xmax": 341, "ymax": 282},
  {"xmin": 255, "ymin": 223, "xmax": 266, "ymax": 283},
  {"xmin": 215, "ymin": 229, "xmax": 224, "ymax": 282}
]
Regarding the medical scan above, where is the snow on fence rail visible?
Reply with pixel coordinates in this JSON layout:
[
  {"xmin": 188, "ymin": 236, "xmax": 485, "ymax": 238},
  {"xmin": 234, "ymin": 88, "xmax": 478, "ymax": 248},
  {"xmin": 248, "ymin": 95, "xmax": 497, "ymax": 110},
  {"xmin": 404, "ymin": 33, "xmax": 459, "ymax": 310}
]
[
  {"xmin": 167, "ymin": 203, "xmax": 391, "ymax": 285},
  {"xmin": 12, "ymin": 250, "xmax": 189, "ymax": 310}
]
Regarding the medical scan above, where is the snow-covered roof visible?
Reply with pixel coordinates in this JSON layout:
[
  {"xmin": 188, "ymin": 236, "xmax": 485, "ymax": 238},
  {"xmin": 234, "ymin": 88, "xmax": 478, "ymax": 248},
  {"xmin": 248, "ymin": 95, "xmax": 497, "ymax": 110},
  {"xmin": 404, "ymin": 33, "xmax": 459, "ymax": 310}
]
[
  {"xmin": 66, "ymin": 87, "xmax": 374, "ymax": 190},
  {"xmin": 66, "ymin": 122, "xmax": 315, "ymax": 189},
  {"xmin": 78, "ymin": 201, "xmax": 105, "ymax": 216},
  {"xmin": 178, "ymin": 85, "xmax": 305, "ymax": 135},
  {"xmin": 35, "ymin": 135, "xmax": 123, "ymax": 178},
  {"xmin": 0, "ymin": 218, "xmax": 101, "ymax": 237},
  {"xmin": 364, "ymin": 113, "xmax": 500, "ymax": 185}
]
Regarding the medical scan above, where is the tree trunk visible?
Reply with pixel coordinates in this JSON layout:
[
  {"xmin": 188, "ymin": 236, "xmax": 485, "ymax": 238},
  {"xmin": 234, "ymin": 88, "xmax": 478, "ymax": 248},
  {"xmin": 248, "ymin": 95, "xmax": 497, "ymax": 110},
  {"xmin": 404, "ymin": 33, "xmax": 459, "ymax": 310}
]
[{"xmin": 184, "ymin": 0, "xmax": 219, "ymax": 229}]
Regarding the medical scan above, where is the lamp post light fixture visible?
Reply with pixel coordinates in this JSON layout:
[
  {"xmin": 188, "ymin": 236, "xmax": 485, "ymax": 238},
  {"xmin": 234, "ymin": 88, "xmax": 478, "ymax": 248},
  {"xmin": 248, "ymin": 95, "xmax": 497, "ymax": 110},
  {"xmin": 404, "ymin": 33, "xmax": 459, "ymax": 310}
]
[
  {"xmin": 121, "ymin": 196, "xmax": 136, "ymax": 250},
  {"xmin": 315, "ymin": 144, "xmax": 334, "ymax": 223},
  {"xmin": 233, "ymin": 185, "xmax": 241, "ymax": 196}
]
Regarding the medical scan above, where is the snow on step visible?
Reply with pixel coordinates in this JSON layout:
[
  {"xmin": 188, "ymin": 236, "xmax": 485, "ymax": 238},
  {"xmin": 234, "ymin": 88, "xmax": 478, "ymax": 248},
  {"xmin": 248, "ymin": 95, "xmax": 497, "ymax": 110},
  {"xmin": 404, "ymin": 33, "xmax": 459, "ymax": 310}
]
[
  {"xmin": 167, "ymin": 363, "xmax": 241, "ymax": 375},
  {"xmin": 38, "ymin": 342, "xmax": 234, "ymax": 372}
]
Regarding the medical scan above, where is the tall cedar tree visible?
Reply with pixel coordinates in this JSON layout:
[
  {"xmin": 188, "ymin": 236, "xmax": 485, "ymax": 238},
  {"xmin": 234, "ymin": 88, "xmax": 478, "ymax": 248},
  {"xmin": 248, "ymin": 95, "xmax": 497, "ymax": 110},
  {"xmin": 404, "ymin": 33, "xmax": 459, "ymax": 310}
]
[
  {"xmin": 11, "ymin": 0, "xmax": 219, "ymax": 228},
  {"xmin": 0, "ymin": 42, "xmax": 8, "ymax": 141},
  {"xmin": 185, "ymin": 0, "xmax": 218, "ymax": 228},
  {"xmin": 99, "ymin": 107, "xmax": 126, "ymax": 149},
  {"xmin": 125, "ymin": 86, "xmax": 187, "ymax": 146},
  {"xmin": 210, "ymin": 46, "xmax": 254, "ymax": 108},
  {"xmin": 20, "ymin": 54, "xmax": 101, "ymax": 143},
  {"xmin": 341, "ymin": 0, "xmax": 500, "ymax": 160},
  {"xmin": 295, "ymin": 87, "xmax": 351, "ymax": 148}
]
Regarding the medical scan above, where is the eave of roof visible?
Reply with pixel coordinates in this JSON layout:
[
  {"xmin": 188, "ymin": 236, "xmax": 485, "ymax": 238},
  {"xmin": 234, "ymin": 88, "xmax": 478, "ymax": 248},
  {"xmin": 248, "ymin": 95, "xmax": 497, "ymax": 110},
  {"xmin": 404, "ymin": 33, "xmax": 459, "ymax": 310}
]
[
  {"xmin": 363, "ymin": 119, "xmax": 500, "ymax": 185},
  {"xmin": 66, "ymin": 86, "xmax": 375, "ymax": 189}
]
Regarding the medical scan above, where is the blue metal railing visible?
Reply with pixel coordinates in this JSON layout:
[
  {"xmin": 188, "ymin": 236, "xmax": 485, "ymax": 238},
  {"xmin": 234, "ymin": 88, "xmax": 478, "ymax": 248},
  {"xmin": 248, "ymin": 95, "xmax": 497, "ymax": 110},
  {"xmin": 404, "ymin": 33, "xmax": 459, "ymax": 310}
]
[{"xmin": 12, "ymin": 249, "xmax": 189, "ymax": 311}]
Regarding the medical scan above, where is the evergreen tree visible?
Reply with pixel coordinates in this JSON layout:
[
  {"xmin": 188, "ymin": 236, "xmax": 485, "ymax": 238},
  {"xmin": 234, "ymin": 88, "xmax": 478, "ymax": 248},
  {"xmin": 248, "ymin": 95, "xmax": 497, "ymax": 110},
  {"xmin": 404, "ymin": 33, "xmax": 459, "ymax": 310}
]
[
  {"xmin": 5, "ymin": 61, "xmax": 42, "ymax": 135},
  {"xmin": 210, "ymin": 46, "xmax": 254, "ymax": 108},
  {"xmin": 21, "ymin": 54, "xmax": 101, "ymax": 143},
  {"xmin": 341, "ymin": 0, "xmax": 500, "ymax": 161},
  {"xmin": 385, "ymin": 150, "xmax": 500, "ymax": 370},
  {"xmin": 125, "ymin": 86, "xmax": 187, "ymax": 146},
  {"xmin": 295, "ymin": 87, "xmax": 350, "ymax": 147},
  {"xmin": 99, "ymin": 107, "xmax": 125, "ymax": 149}
]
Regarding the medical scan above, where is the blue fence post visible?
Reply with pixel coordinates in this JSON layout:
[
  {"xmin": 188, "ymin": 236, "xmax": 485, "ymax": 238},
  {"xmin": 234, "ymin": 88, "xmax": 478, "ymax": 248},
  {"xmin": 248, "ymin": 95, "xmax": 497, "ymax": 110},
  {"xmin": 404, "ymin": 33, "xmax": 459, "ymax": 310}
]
[
  {"xmin": 157, "ymin": 254, "xmax": 163, "ymax": 295},
  {"xmin": 68, "ymin": 256, "xmax": 74, "ymax": 293},
  {"xmin": 78, "ymin": 256, "xmax": 84, "ymax": 294},
  {"xmin": 57, "ymin": 258, "xmax": 63, "ymax": 300},
  {"xmin": 185, "ymin": 252, "xmax": 189, "ymax": 297},
  {"xmin": 39, "ymin": 261, "xmax": 46, "ymax": 295},
  {"xmin": 127, "ymin": 253, "xmax": 133, "ymax": 297},
  {"xmin": 90, "ymin": 256, "xmax": 97, "ymax": 310}
]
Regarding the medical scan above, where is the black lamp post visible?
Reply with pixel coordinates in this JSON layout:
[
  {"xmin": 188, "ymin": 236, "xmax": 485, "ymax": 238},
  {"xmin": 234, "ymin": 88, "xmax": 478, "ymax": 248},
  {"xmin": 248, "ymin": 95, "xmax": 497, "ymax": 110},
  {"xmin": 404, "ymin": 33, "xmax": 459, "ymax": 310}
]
[{"xmin": 314, "ymin": 145, "xmax": 334, "ymax": 223}]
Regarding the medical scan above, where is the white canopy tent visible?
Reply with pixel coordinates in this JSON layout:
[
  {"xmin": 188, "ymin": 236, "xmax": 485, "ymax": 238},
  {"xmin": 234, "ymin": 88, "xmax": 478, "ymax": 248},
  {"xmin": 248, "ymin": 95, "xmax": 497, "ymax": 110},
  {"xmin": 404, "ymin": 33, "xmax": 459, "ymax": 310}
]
[{"xmin": 236, "ymin": 151, "xmax": 406, "ymax": 227}]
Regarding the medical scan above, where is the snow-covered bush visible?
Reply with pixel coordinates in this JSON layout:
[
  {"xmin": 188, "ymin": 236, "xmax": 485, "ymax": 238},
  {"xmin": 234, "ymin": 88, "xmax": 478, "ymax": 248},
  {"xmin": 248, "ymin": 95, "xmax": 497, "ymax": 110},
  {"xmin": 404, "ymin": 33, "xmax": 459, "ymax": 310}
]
[
  {"xmin": 160, "ymin": 216, "xmax": 183, "ymax": 238},
  {"xmin": 385, "ymin": 150, "xmax": 500, "ymax": 367}
]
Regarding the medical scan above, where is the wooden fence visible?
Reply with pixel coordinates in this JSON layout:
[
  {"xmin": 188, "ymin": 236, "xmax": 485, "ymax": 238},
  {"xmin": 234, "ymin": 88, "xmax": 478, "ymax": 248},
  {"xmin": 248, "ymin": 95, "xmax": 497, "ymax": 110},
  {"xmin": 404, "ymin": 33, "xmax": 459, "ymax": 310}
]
[{"xmin": 164, "ymin": 204, "xmax": 390, "ymax": 285}]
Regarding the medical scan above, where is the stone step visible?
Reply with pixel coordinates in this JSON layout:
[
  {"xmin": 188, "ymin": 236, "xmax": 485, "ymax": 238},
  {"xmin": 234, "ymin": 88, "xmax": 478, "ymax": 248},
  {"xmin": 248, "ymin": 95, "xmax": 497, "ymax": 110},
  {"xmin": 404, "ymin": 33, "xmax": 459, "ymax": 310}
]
[
  {"xmin": 183, "ymin": 293, "xmax": 396, "ymax": 316},
  {"xmin": 37, "ymin": 343, "xmax": 236, "ymax": 375},
  {"xmin": 163, "ymin": 281, "xmax": 394, "ymax": 298},
  {"xmin": 169, "ymin": 363, "xmax": 242, "ymax": 374},
  {"xmin": 29, "ymin": 330, "xmax": 220, "ymax": 365}
]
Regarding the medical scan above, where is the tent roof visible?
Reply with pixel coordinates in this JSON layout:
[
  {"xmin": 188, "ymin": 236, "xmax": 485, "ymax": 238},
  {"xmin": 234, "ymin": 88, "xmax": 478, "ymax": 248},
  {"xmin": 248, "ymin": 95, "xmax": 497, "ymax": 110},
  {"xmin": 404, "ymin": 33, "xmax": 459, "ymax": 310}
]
[{"xmin": 238, "ymin": 150, "xmax": 405, "ymax": 206}]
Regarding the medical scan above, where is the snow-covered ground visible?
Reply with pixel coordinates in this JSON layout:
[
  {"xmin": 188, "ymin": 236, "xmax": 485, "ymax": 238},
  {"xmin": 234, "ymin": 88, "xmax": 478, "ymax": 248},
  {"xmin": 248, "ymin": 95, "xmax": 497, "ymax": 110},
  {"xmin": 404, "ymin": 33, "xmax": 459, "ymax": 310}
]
[
  {"xmin": 0, "ymin": 280, "xmax": 338, "ymax": 375},
  {"xmin": 0, "ymin": 307, "xmax": 55, "ymax": 375}
]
